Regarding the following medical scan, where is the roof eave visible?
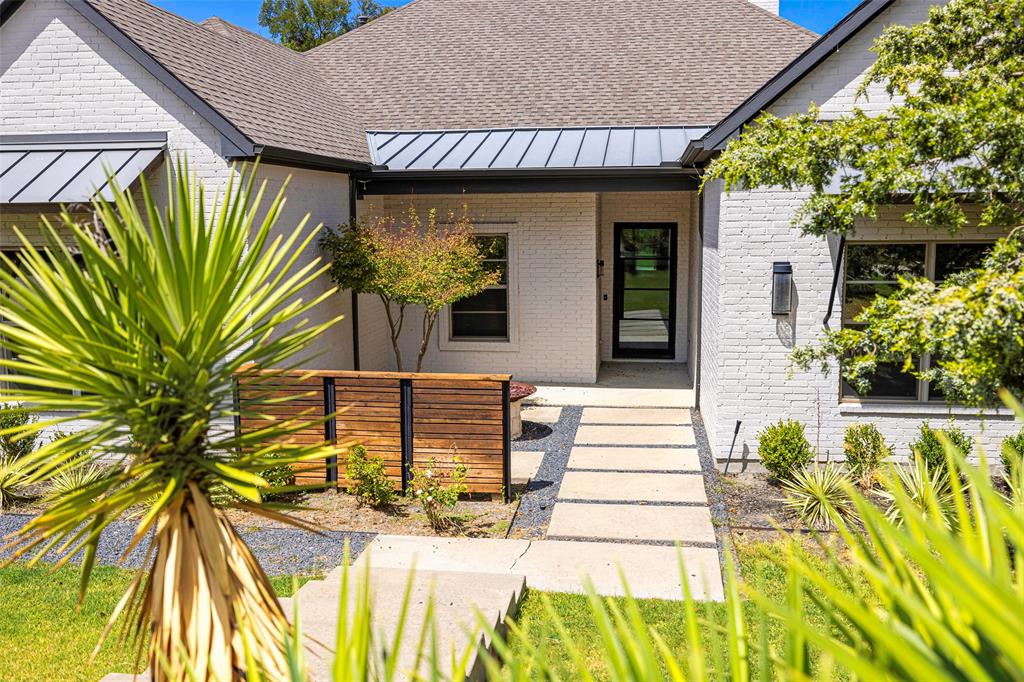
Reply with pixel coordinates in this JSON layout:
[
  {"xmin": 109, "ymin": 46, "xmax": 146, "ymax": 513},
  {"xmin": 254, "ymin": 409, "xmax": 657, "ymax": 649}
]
[{"xmin": 253, "ymin": 145, "xmax": 371, "ymax": 173}]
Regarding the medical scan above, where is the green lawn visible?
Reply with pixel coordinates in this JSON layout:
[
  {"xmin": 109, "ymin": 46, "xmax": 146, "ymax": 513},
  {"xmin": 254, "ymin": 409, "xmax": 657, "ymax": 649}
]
[
  {"xmin": 506, "ymin": 540, "xmax": 861, "ymax": 679},
  {"xmin": 0, "ymin": 563, "xmax": 314, "ymax": 682}
]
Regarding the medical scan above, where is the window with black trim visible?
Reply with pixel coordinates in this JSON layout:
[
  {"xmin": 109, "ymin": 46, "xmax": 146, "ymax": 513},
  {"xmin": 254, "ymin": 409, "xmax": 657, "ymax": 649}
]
[
  {"xmin": 450, "ymin": 235, "xmax": 509, "ymax": 341},
  {"xmin": 841, "ymin": 241, "xmax": 994, "ymax": 402}
]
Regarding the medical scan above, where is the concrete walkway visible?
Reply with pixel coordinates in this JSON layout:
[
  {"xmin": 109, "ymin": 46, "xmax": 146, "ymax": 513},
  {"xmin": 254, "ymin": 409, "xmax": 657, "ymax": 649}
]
[{"xmin": 543, "ymin": 406, "xmax": 722, "ymax": 600}]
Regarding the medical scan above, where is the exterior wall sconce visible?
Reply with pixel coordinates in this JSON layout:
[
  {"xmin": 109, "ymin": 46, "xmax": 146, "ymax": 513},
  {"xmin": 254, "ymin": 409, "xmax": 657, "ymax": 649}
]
[{"xmin": 772, "ymin": 262, "xmax": 793, "ymax": 315}]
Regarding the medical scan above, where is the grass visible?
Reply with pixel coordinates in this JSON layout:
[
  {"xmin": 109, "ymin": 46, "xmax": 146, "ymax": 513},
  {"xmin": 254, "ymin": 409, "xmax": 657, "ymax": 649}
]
[
  {"xmin": 0, "ymin": 563, "xmax": 317, "ymax": 682},
  {"xmin": 506, "ymin": 539, "xmax": 864, "ymax": 679}
]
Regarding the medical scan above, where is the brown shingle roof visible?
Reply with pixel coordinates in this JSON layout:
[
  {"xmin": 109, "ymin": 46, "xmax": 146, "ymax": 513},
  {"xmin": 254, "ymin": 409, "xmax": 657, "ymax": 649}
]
[
  {"xmin": 81, "ymin": 0, "xmax": 816, "ymax": 164},
  {"xmin": 309, "ymin": 0, "xmax": 818, "ymax": 129},
  {"xmin": 85, "ymin": 0, "xmax": 370, "ymax": 162}
]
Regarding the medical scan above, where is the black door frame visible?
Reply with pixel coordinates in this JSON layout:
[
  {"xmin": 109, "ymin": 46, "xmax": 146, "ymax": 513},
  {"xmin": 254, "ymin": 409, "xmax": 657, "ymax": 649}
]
[{"xmin": 612, "ymin": 222, "xmax": 678, "ymax": 359}]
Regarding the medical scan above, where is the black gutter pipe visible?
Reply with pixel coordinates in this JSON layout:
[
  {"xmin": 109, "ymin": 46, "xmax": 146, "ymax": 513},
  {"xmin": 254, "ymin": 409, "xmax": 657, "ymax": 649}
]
[
  {"xmin": 822, "ymin": 235, "xmax": 846, "ymax": 328},
  {"xmin": 348, "ymin": 176, "xmax": 361, "ymax": 370}
]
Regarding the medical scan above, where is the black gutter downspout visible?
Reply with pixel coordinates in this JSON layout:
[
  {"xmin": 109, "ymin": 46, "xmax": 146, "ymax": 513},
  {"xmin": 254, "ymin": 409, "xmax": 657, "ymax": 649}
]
[
  {"xmin": 348, "ymin": 177, "xmax": 361, "ymax": 370},
  {"xmin": 822, "ymin": 235, "xmax": 846, "ymax": 328}
]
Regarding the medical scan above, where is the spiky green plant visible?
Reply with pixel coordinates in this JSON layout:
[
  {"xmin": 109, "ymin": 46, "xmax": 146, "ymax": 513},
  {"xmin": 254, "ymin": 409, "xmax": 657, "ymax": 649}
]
[
  {"xmin": 0, "ymin": 455, "xmax": 29, "ymax": 510},
  {"xmin": 878, "ymin": 453, "xmax": 956, "ymax": 528},
  {"xmin": 0, "ymin": 160, "xmax": 341, "ymax": 680},
  {"xmin": 46, "ymin": 462, "xmax": 107, "ymax": 501},
  {"xmin": 782, "ymin": 463, "xmax": 856, "ymax": 529}
]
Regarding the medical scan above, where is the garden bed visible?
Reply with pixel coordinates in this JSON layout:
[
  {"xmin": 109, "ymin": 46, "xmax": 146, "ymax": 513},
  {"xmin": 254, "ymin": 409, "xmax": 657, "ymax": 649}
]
[{"xmin": 223, "ymin": 491, "xmax": 515, "ymax": 538}]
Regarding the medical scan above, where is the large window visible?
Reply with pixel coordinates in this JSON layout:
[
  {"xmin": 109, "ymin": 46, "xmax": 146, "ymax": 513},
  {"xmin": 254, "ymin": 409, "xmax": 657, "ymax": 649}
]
[
  {"xmin": 450, "ymin": 235, "xmax": 509, "ymax": 341},
  {"xmin": 842, "ymin": 241, "xmax": 993, "ymax": 402}
]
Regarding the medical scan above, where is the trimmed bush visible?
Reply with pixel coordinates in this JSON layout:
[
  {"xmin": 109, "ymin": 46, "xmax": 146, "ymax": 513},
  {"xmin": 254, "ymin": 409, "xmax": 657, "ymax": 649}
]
[
  {"xmin": 843, "ymin": 423, "xmax": 892, "ymax": 485},
  {"xmin": 346, "ymin": 445, "xmax": 396, "ymax": 508},
  {"xmin": 782, "ymin": 463, "xmax": 856, "ymax": 529},
  {"xmin": 409, "ymin": 457, "xmax": 468, "ymax": 531},
  {"xmin": 0, "ymin": 404, "xmax": 37, "ymax": 460},
  {"xmin": 1001, "ymin": 430, "xmax": 1024, "ymax": 473},
  {"xmin": 757, "ymin": 419, "xmax": 813, "ymax": 480},
  {"xmin": 909, "ymin": 422, "xmax": 974, "ymax": 472}
]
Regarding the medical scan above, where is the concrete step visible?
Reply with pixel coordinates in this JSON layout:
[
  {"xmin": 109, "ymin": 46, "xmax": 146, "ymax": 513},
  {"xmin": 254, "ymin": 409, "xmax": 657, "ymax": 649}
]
[
  {"xmin": 575, "ymin": 424, "xmax": 696, "ymax": 446},
  {"xmin": 294, "ymin": 565, "xmax": 526, "ymax": 681},
  {"xmin": 547, "ymin": 502, "xmax": 716, "ymax": 544},
  {"xmin": 568, "ymin": 446, "xmax": 700, "ymax": 471},
  {"xmin": 580, "ymin": 408, "xmax": 692, "ymax": 425},
  {"xmin": 358, "ymin": 534, "xmax": 724, "ymax": 602},
  {"xmin": 557, "ymin": 471, "xmax": 708, "ymax": 503}
]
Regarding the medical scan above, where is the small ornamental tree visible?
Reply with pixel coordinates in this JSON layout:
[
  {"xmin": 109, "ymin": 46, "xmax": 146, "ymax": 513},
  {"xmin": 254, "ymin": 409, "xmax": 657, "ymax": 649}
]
[
  {"xmin": 321, "ymin": 207, "xmax": 499, "ymax": 372},
  {"xmin": 704, "ymin": 0, "xmax": 1024, "ymax": 406}
]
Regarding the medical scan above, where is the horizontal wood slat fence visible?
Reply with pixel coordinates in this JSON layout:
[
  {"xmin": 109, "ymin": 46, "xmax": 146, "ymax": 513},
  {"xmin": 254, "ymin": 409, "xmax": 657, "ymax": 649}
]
[{"xmin": 235, "ymin": 369, "xmax": 512, "ymax": 501}]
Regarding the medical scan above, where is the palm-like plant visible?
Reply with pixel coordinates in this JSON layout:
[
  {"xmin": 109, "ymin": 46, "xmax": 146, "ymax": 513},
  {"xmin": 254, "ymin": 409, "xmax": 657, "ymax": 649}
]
[{"xmin": 0, "ymin": 161, "xmax": 341, "ymax": 680}]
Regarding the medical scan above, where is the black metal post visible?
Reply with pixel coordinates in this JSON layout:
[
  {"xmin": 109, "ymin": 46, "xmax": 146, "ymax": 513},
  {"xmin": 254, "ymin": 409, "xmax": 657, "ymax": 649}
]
[
  {"xmin": 501, "ymin": 380, "xmax": 511, "ymax": 503},
  {"xmin": 350, "ymin": 290, "xmax": 361, "ymax": 370},
  {"xmin": 324, "ymin": 377, "xmax": 338, "ymax": 485},
  {"xmin": 232, "ymin": 377, "xmax": 242, "ymax": 455},
  {"xmin": 399, "ymin": 378, "xmax": 414, "ymax": 494}
]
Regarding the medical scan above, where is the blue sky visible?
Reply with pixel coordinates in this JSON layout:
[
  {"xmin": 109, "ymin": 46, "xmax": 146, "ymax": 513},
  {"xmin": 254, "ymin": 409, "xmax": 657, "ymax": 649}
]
[{"xmin": 153, "ymin": 0, "xmax": 862, "ymax": 37}]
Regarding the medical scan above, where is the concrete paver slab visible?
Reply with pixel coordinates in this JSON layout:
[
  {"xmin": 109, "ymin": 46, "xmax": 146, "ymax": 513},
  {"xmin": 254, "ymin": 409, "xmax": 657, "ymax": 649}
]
[
  {"xmin": 547, "ymin": 503, "xmax": 716, "ymax": 544},
  {"xmin": 354, "ymin": 535, "xmax": 532, "ymax": 574},
  {"xmin": 575, "ymin": 424, "xmax": 695, "ymax": 446},
  {"xmin": 515, "ymin": 540, "xmax": 723, "ymax": 601},
  {"xmin": 511, "ymin": 451, "xmax": 545, "ymax": 485},
  {"xmin": 558, "ymin": 471, "xmax": 707, "ymax": 503},
  {"xmin": 581, "ymin": 408, "xmax": 691, "ymax": 425},
  {"xmin": 568, "ymin": 446, "xmax": 700, "ymax": 471},
  {"xmin": 521, "ymin": 406, "xmax": 562, "ymax": 423}
]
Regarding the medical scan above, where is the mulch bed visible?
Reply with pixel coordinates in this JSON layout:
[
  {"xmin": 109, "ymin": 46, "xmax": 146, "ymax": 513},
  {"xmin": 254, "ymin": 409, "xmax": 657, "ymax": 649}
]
[{"xmin": 720, "ymin": 472, "xmax": 837, "ymax": 544}]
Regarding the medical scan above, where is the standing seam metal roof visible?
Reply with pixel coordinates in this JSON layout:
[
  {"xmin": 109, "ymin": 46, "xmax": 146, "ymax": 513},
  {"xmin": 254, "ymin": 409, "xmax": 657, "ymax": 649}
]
[{"xmin": 367, "ymin": 127, "xmax": 710, "ymax": 171}]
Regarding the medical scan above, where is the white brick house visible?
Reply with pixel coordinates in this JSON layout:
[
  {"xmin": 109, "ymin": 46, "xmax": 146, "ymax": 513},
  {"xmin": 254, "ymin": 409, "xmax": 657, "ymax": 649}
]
[{"xmin": 1, "ymin": 0, "xmax": 1012, "ymax": 464}]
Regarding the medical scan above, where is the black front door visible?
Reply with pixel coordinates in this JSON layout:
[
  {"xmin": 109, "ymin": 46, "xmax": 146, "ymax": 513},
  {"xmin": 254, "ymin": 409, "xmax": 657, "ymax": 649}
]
[{"xmin": 612, "ymin": 223, "xmax": 677, "ymax": 359}]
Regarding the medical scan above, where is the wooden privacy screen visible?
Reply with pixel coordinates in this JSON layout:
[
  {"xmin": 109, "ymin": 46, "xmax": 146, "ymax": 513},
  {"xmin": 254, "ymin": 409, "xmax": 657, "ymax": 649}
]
[{"xmin": 235, "ymin": 369, "xmax": 512, "ymax": 500}]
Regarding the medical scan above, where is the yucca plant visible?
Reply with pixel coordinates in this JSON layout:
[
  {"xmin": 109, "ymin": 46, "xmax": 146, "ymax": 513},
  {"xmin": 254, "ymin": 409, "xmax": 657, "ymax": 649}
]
[
  {"xmin": 0, "ymin": 455, "xmax": 29, "ymax": 509},
  {"xmin": 0, "ymin": 160, "xmax": 342, "ymax": 680},
  {"xmin": 46, "ymin": 461, "xmax": 107, "ymax": 501},
  {"xmin": 782, "ymin": 463, "xmax": 856, "ymax": 529},
  {"xmin": 877, "ymin": 452, "xmax": 955, "ymax": 528}
]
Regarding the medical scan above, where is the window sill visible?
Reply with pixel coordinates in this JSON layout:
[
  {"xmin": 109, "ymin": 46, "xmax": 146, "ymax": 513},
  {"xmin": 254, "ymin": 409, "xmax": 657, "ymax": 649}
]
[{"xmin": 838, "ymin": 401, "xmax": 1012, "ymax": 419}]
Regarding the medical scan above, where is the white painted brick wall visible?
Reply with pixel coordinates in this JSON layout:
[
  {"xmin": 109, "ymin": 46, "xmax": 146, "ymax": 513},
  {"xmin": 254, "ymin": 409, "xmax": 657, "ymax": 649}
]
[
  {"xmin": 597, "ymin": 192, "xmax": 694, "ymax": 363},
  {"xmin": 704, "ymin": 191, "xmax": 1015, "ymax": 464},
  {"xmin": 0, "ymin": 0, "xmax": 234, "ymax": 203},
  {"xmin": 359, "ymin": 193, "xmax": 600, "ymax": 383},
  {"xmin": 697, "ymin": 0, "xmax": 1011, "ymax": 465},
  {"xmin": 0, "ymin": 1, "xmax": 357, "ymax": 431}
]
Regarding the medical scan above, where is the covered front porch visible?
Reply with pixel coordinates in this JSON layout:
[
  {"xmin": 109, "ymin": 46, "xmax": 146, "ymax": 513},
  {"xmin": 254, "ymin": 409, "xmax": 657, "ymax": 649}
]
[{"xmin": 528, "ymin": 361, "xmax": 695, "ymax": 408}]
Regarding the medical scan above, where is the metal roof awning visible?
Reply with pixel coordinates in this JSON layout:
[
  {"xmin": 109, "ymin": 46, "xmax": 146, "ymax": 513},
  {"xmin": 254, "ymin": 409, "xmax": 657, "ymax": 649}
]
[
  {"xmin": 367, "ymin": 126, "xmax": 710, "ymax": 171},
  {"xmin": 0, "ymin": 132, "xmax": 167, "ymax": 205}
]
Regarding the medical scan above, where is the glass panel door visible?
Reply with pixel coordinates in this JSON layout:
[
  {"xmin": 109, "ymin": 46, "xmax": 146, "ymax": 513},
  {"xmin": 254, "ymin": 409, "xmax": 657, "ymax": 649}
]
[{"xmin": 613, "ymin": 224, "xmax": 676, "ymax": 358}]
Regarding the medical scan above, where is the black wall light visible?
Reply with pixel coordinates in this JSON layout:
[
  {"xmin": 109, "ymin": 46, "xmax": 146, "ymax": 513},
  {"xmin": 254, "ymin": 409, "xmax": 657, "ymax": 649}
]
[{"xmin": 772, "ymin": 262, "xmax": 793, "ymax": 315}]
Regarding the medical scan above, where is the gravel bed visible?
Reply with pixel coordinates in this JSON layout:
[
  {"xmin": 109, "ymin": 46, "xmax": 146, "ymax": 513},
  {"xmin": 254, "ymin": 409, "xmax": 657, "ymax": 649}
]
[
  {"xmin": 0, "ymin": 512, "xmax": 373, "ymax": 576},
  {"xmin": 508, "ymin": 405, "xmax": 582, "ymax": 538},
  {"xmin": 692, "ymin": 412, "xmax": 732, "ymax": 571}
]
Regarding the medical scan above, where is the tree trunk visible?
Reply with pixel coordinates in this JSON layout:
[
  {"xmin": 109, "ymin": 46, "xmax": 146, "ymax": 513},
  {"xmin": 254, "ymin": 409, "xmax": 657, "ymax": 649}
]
[
  {"xmin": 380, "ymin": 295, "xmax": 404, "ymax": 372},
  {"xmin": 136, "ymin": 483, "xmax": 289, "ymax": 681},
  {"xmin": 416, "ymin": 310, "xmax": 438, "ymax": 373}
]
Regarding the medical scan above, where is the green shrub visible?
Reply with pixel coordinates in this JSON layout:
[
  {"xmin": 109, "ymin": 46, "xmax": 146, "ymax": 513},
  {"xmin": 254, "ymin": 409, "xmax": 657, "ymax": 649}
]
[
  {"xmin": 0, "ymin": 404, "xmax": 37, "ymax": 460},
  {"xmin": 756, "ymin": 419, "xmax": 813, "ymax": 480},
  {"xmin": 909, "ymin": 421, "xmax": 974, "ymax": 471},
  {"xmin": 409, "ymin": 457, "xmax": 468, "ymax": 531},
  {"xmin": 782, "ymin": 463, "xmax": 856, "ymax": 529},
  {"xmin": 345, "ymin": 445, "xmax": 396, "ymax": 508},
  {"xmin": 209, "ymin": 455, "xmax": 295, "ymax": 506},
  {"xmin": 843, "ymin": 422, "xmax": 892, "ymax": 485},
  {"xmin": 1001, "ymin": 430, "xmax": 1024, "ymax": 473}
]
